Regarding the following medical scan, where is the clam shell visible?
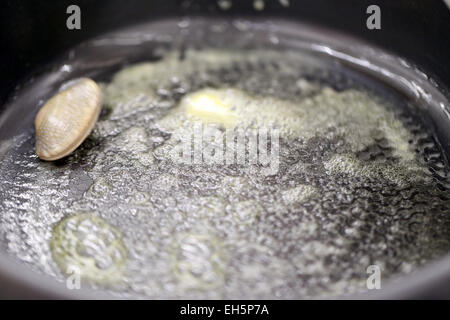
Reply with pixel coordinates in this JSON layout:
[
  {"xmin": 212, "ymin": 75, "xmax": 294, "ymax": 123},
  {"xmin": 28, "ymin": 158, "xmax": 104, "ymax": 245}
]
[{"xmin": 35, "ymin": 78, "xmax": 103, "ymax": 161}]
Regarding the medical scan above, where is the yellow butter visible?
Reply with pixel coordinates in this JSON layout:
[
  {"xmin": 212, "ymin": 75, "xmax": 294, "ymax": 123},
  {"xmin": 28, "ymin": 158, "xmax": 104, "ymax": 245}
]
[{"xmin": 183, "ymin": 90, "xmax": 238, "ymax": 127}]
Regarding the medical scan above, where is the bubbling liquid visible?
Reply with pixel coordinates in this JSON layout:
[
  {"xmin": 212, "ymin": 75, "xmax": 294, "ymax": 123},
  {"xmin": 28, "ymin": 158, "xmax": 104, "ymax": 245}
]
[{"xmin": 0, "ymin": 19, "xmax": 449, "ymax": 299}]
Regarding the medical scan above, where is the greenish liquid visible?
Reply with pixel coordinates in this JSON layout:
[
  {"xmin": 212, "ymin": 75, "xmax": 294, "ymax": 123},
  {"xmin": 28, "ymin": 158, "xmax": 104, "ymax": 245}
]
[{"xmin": 0, "ymin": 19, "xmax": 449, "ymax": 299}]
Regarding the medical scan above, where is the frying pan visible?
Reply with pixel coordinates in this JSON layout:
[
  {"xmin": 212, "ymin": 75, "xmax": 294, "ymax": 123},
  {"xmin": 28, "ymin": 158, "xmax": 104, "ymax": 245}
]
[{"xmin": 0, "ymin": 0, "xmax": 449, "ymax": 299}]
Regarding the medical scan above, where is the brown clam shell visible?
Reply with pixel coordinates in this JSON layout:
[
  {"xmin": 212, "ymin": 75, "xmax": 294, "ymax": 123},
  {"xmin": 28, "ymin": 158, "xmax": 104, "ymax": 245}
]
[{"xmin": 35, "ymin": 78, "xmax": 103, "ymax": 161}]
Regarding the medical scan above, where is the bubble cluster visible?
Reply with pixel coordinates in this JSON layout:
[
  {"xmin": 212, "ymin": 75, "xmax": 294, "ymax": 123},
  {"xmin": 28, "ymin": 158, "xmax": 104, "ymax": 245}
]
[{"xmin": 50, "ymin": 213, "xmax": 127, "ymax": 286}]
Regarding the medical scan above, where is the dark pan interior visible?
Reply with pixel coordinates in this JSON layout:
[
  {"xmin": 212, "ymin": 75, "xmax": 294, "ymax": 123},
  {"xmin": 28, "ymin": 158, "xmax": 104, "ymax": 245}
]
[{"xmin": 0, "ymin": 0, "xmax": 450, "ymax": 299}]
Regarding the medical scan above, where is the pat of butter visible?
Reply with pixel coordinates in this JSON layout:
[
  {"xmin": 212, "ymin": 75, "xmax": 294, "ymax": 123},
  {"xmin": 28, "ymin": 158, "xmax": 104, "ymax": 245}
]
[{"xmin": 183, "ymin": 90, "xmax": 237, "ymax": 127}]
